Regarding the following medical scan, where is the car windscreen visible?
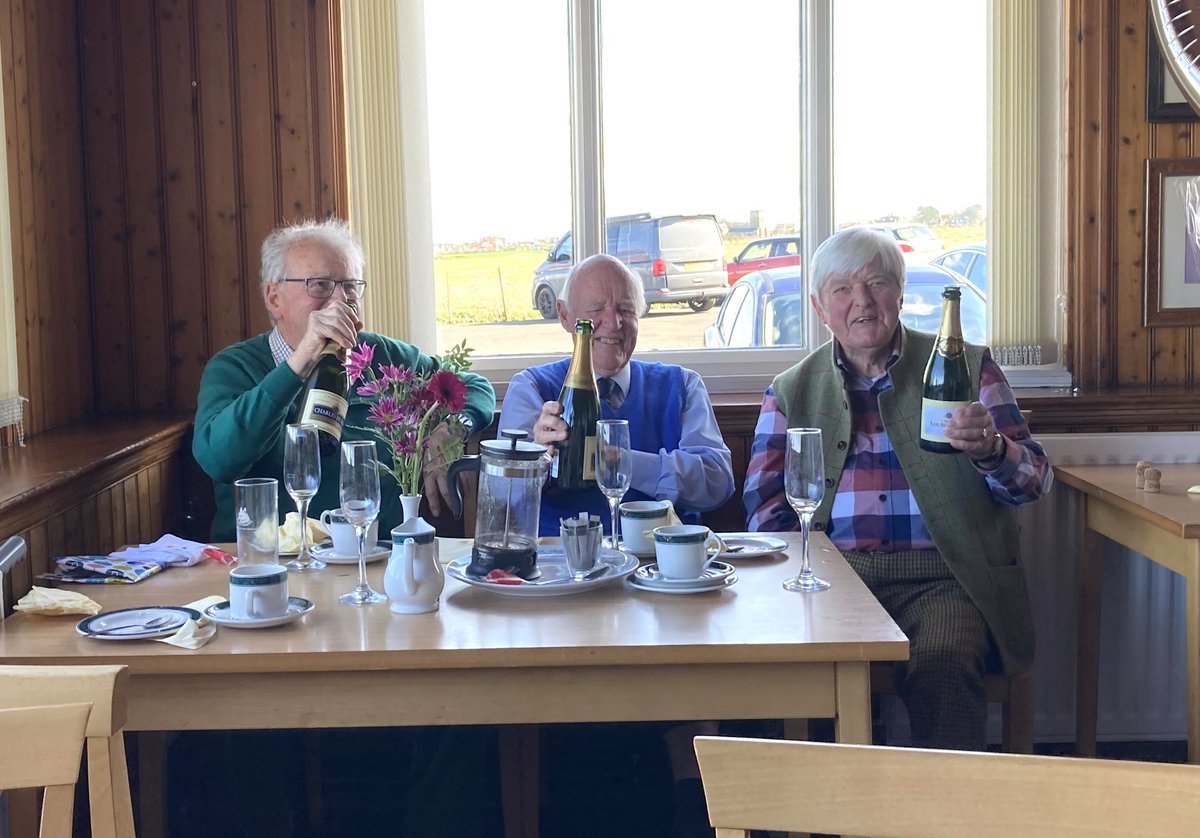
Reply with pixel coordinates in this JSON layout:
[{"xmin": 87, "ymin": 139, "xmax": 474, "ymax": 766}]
[
  {"xmin": 658, "ymin": 218, "xmax": 723, "ymax": 254},
  {"xmin": 894, "ymin": 225, "xmax": 938, "ymax": 242},
  {"xmin": 900, "ymin": 283, "xmax": 986, "ymax": 345}
]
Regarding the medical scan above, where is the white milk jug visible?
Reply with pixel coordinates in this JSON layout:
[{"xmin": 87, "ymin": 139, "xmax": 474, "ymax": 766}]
[{"xmin": 384, "ymin": 517, "xmax": 443, "ymax": 614}]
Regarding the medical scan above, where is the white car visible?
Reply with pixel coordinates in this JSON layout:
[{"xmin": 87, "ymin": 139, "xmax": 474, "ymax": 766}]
[{"xmin": 866, "ymin": 223, "xmax": 945, "ymax": 264}]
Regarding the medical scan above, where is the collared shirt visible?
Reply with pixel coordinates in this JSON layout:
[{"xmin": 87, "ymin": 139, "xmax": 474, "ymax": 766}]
[
  {"xmin": 743, "ymin": 342, "xmax": 1053, "ymax": 550},
  {"xmin": 498, "ymin": 363, "xmax": 733, "ymax": 512},
  {"xmin": 268, "ymin": 327, "xmax": 292, "ymax": 367}
]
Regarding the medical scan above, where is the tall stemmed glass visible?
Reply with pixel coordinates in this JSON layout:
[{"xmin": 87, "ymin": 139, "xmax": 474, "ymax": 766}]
[
  {"xmin": 337, "ymin": 440, "xmax": 387, "ymax": 605},
  {"xmin": 783, "ymin": 427, "xmax": 830, "ymax": 592},
  {"xmin": 595, "ymin": 420, "xmax": 632, "ymax": 549},
  {"xmin": 283, "ymin": 423, "xmax": 325, "ymax": 572}
]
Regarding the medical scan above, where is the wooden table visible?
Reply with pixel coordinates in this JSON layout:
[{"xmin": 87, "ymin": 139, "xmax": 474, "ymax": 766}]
[
  {"xmin": 1055, "ymin": 464, "xmax": 1200, "ymax": 763},
  {"xmin": 0, "ymin": 533, "xmax": 907, "ymax": 836}
]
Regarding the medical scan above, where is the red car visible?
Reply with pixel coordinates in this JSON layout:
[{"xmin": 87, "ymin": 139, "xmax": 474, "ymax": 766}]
[{"xmin": 726, "ymin": 236, "xmax": 801, "ymax": 285}]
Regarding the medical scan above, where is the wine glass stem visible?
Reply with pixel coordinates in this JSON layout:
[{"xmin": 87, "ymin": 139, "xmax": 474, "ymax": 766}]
[
  {"xmin": 356, "ymin": 527, "xmax": 369, "ymax": 592},
  {"xmin": 798, "ymin": 511, "xmax": 814, "ymax": 578},
  {"xmin": 297, "ymin": 497, "xmax": 310, "ymax": 565},
  {"xmin": 608, "ymin": 497, "xmax": 621, "ymax": 547}
]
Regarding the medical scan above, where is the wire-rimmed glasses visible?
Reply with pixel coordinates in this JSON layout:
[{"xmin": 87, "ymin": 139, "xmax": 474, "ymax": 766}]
[
  {"xmin": 283, "ymin": 423, "xmax": 325, "ymax": 571},
  {"xmin": 595, "ymin": 420, "xmax": 632, "ymax": 549},
  {"xmin": 783, "ymin": 427, "xmax": 830, "ymax": 593},
  {"xmin": 337, "ymin": 440, "xmax": 387, "ymax": 605},
  {"xmin": 282, "ymin": 277, "xmax": 367, "ymax": 300}
]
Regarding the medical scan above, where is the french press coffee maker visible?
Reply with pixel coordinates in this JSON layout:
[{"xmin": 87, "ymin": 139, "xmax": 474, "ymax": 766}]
[{"xmin": 446, "ymin": 429, "xmax": 550, "ymax": 579}]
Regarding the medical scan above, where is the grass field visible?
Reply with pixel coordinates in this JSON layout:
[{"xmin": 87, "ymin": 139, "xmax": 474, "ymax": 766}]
[{"xmin": 433, "ymin": 225, "xmax": 985, "ymax": 326}]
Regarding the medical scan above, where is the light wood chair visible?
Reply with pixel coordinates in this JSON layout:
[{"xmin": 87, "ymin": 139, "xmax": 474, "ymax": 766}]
[
  {"xmin": 0, "ymin": 665, "xmax": 135, "ymax": 838},
  {"xmin": 869, "ymin": 661, "xmax": 1035, "ymax": 753},
  {"xmin": 694, "ymin": 735, "xmax": 1200, "ymax": 837},
  {"xmin": 0, "ymin": 702, "xmax": 93, "ymax": 838}
]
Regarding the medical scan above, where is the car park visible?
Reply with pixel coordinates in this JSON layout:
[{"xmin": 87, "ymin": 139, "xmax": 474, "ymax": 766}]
[
  {"xmin": 531, "ymin": 213, "xmax": 728, "ymax": 319},
  {"xmin": 704, "ymin": 262, "xmax": 986, "ymax": 349},
  {"xmin": 931, "ymin": 243, "xmax": 987, "ymax": 295},
  {"xmin": 725, "ymin": 236, "xmax": 802, "ymax": 285}
]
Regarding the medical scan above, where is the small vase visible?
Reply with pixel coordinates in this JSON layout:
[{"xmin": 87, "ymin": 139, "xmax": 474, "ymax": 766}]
[{"xmin": 400, "ymin": 494, "xmax": 422, "ymax": 523}]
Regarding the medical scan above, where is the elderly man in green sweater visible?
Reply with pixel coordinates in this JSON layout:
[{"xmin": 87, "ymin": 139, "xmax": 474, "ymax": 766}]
[{"xmin": 193, "ymin": 217, "xmax": 495, "ymax": 541}]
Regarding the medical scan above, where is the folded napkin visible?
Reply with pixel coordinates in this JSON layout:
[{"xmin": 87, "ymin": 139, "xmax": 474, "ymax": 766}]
[
  {"xmin": 51, "ymin": 555, "xmax": 164, "ymax": 584},
  {"xmin": 278, "ymin": 512, "xmax": 327, "ymax": 554},
  {"xmin": 13, "ymin": 586, "xmax": 102, "ymax": 616},
  {"xmin": 155, "ymin": 595, "xmax": 224, "ymax": 650}
]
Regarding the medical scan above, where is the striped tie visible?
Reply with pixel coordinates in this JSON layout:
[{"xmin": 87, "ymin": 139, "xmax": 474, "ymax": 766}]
[{"xmin": 597, "ymin": 377, "xmax": 624, "ymax": 409}]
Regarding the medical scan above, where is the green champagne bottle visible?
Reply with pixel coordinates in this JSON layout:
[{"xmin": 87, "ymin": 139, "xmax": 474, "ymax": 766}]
[
  {"xmin": 919, "ymin": 286, "xmax": 972, "ymax": 454},
  {"xmin": 550, "ymin": 319, "xmax": 600, "ymax": 491}
]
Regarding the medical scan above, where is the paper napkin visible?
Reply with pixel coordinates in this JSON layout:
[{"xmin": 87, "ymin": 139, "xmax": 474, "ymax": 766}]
[
  {"xmin": 109, "ymin": 534, "xmax": 214, "ymax": 568},
  {"xmin": 278, "ymin": 513, "xmax": 327, "ymax": 554},
  {"xmin": 155, "ymin": 595, "xmax": 224, "ymax": 650},
  {"xmin": 13, "ymin": 586, "xmax": 102, "ymax": 616}
]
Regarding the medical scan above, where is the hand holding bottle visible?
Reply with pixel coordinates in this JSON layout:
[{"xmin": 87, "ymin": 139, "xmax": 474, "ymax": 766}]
[
  {"xmin": 944, "ymin": 402, "xmax": 1003, "ymax": 459},
  {"xmin": 531, "ymin": 400, "xmax": 569, "ymax": 455},
  {"xmin": 287, "ymin": 301, "xmax": 362, "ymax": 378}
]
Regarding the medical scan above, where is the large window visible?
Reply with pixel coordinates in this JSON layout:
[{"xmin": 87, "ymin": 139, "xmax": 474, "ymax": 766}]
[{"xmin": 414, "ymin": 1, "xmax": 1058, "ymax": 392}]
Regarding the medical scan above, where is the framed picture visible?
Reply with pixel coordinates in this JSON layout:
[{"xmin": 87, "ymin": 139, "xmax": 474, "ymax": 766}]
[
  {"xmin": 1146, "ymin": 28, "xmax": 1199, "ymax": 123},
  {"xmin": 1144, "ymin": 158, "xmax": 1200, "ymax": 326}
]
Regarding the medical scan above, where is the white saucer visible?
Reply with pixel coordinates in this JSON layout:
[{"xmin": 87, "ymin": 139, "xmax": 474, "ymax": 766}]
[
  {"xmin": 447, "ymin": 548, "xmax": 639, "ymax": 597},
  {"xmin": 634, "ymin": 561, "xmax": 735, "ymax": 588},
  {"xmin": 628, "ymin": 572, "xmax": 738, "ymax": 595},
  {"xmin": 77, "ymin": 606, "xmax": 202, "ymax": 640},
  {"xmin": 204, "ymin": 597, "xmax": 315, "ymax": 628},
  {"xmin": 309, "ymin": 540, "xmax": 391, "ymax": 564},
  {"xmin": 618, "ymin": 543, "xmax": 656, "ymax": 560},
  {"xmin": 715, "ymin": 533, "xmax": 788, "ymax": 559}
]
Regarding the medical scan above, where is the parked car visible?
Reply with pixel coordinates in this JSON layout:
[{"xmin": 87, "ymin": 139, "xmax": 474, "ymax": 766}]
[
  {"xmin": 531, "ymin": 213, "xmax": 728, "ymax": 319},
  {"xmin": 865, "ymin": 223, "xmax": 945, "ymax": 263},
  {"xmin": 726, "ymin": 236, "xmax": 801, "ymax": 285},
  {"xmin": 931, "ymin": 243, "xmax": 987, "ymax": 295},
  {"xmin": 704, "ymin": 263, "xmax": 986, "ymax": 349}
]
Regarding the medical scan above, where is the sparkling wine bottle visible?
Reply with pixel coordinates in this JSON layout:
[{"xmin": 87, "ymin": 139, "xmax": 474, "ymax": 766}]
[
  {"xmin": 550, "ymin": 319, "xmax": 600, "ymax": 491},
  {"xmin": 919, "ymin": 286, "xmax": 972, "ymax": 454},
  {"xmin": 296, "ymin": 332, "xmax": 352, "ymax": 458}
]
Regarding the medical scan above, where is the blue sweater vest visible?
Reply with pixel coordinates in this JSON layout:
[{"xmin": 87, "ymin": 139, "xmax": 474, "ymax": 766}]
[{"xmin": 526, "ymin": 359, "xmax": 686, "ymax": 535}]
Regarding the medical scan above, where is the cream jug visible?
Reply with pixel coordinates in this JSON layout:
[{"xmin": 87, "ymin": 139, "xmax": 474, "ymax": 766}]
[{"xmin": 384, "ymin": 517, "xmax": 443, "ymax": 614}]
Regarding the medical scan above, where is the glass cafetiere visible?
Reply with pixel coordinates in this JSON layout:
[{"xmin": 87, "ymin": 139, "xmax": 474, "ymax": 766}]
[{"xmin": 446, "ymin": 429, "xmax": 550, "ymax": 579}]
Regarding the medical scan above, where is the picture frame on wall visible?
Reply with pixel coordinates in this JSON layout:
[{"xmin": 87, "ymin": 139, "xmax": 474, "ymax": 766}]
[
  {"xmin": 1144, "ymin": 157, "xmax": 1200, "ymax": 326},
  {"xmin": 1146, "ymin": 28, "xmax": 1199, "ymax": 123}
]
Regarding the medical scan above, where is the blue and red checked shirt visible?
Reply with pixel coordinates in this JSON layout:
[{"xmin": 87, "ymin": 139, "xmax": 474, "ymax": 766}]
[{"xmin": 742, "ymin": 342, "xmax": 1053, "ymax": 550}]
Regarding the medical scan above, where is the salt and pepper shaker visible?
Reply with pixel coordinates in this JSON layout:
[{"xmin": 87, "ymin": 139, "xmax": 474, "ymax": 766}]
[
  {"xmin": 1143, "ymin": 467, "xmax": 1162, "ymax": 493},
  {"xmin": 1135, "ymin": 460, "xmax": 1153, "ymax": 489}
]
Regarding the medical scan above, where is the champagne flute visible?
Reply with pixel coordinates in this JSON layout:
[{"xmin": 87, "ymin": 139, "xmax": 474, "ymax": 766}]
[
  {"xmin": 783, "ymin": 427, "xmax": 830, "ymax": 592},
  {"xmin": 338, "ymin": 440, "xmax": 387, "ymax": 605},
  {"xmin": 283, "ymin": 423, "xmax": 325, "ymax": 572},
  {"xmin": 595, "ymin": 420, "xmax": 632, "ymax": 549}
]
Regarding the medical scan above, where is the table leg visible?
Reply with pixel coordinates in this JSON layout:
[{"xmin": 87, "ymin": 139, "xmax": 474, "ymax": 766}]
[
  {"xmin": 1075, "ymin": 497, "xmax": 1102, "ymax": 758},
  {"xmin": 498, "ymin": 724, "xmax": 540, "ymax": 838},
  {"xmin": 833, "ymin": 661, "xmax": 871, "ymax": 745},
  {"xmin": 1186, "ymin": 544, "xmax": 1200, "ymax": 764},
  {"xmin": 135, "ymin": 732, "xmax": 169, "ymax": 838}
]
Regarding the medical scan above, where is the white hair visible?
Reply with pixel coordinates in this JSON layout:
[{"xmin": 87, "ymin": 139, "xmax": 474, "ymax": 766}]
[
  {"xmin": 562, "ymin": 253, "xmax": 645, "ymax": 315},
  {"xmin": 810, "ymin": 227, "xmax": 905, "ymax": 300},
  {"xmin": 259, "ymin": 217, "xmax": 364, "ymax": 293}
]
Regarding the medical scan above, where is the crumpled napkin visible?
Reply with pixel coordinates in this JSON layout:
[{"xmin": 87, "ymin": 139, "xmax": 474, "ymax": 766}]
[
  {"xmin": 13, "ymin": 586, "xmax": 102, "ymax": 616},
  {"xmin": 109, "ymin": 534, "xmax": 216, "ymax": 568},
  {"xmin": 155, "ymin": 595, "xmax": 224, "ymax": 650},
  {"xmin": 663, "ymin": 500, "xmax": 683, "ymax": 526},
  {"xmin": 278, "ymin": 512, "xmax": 327, "ymax": 554}
]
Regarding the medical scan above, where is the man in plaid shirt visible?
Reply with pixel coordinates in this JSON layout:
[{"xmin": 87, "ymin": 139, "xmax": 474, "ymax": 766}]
[{"xmin": 743, "ymin": 227, "xmax": 1052, "ymax": 750}]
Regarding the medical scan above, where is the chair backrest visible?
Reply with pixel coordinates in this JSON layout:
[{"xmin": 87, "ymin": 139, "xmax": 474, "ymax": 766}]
[
  {"xmin": 0, "ymin": 702, "xmax": 93, "ymax": 838},
  {"xmin": 0, "ymin": 535, "xmax": 28, "ymax": 618},
  {"xmin": 694, "ymin": 736, "xmax": 1200, "ymax": 838},
  {"xmin": 0, "ymin": 665, "xmax": 135, "ymax": 838}
]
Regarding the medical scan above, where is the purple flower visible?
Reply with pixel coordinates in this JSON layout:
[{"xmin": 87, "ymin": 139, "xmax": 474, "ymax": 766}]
[
  {"xmin": 428, "ymin": 370, "xmax": 467, "ymax": 413},
  {"xmin": 345, "ymin": 343, "xmax": 375, "ymax": 384},
  {"xmin": 356, "ymin": 378, "xmax": 387, "ymax": 397},
  {"xmin": 367, "ymin": 396, "xmax": 403, "ymax": 432}
]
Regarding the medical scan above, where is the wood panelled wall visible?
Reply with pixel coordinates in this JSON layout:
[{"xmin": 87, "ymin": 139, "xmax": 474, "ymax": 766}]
[
  {"xmin": 1, "ymin": 0, "xmax": 345, "ymax": 436},
  {"xmin": 1067, "ymin": 0, "xmax": 1200, "ymax": 390}
]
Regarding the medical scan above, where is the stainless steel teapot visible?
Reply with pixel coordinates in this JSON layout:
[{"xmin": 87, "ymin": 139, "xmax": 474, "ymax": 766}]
[{"xmin": 446, "ymin": 429, "xmax": 550, "ymax": 579}]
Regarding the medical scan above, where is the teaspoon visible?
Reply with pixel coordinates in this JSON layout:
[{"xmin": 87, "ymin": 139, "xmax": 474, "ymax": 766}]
[{"xmin": 90, "ymin": 614, "xmax": 179, "ymax": 636}]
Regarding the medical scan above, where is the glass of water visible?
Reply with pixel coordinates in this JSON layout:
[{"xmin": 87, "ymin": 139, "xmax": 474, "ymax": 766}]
[{"xmin": 234, "ymin": 477, "xmax": 279, "ymax": 565}]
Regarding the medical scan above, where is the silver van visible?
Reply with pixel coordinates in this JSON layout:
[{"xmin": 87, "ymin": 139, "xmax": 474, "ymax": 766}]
[{"xmin": 531, "ymin": 213, "xmax": 728, "ymax": 319}]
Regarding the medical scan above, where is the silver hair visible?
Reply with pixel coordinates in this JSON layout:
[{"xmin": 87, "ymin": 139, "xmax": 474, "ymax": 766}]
[
  {"xmin": 259, "ymin": 217, "xmax": 365, "ymax": 293},
  {"xmin": 809, "ymin": 227, "xmax": 905, "ymax": 300},
  {"xmin": 562, "ymin": 253, "xmax": 646, "ymax": 315}
]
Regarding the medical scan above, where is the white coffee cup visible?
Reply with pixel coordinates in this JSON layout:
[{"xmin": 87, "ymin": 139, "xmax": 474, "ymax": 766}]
[
  {"xmin": 620, "ymin": 500, "xmax": 672, "ymax": 555},
  {"xmin": 229, "ymin": 563, "xmax": 289, "ymax": 620},
  {"xmin": 653, "ymin": 524, "xmax": 726, "ymax": 580},
  {"xmin": 320, "ymin": 508, "xmax": 379, "ymax": 556}
]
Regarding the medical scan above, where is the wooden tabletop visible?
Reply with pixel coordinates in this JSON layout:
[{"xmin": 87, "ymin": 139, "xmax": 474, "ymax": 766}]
[
  {"xmin": 0, "ymin": 533, "xmax": 908, "ymax": 675},
  {"xmin": 1054, "ymin": 463, "xmax": 1200, "ymax": 539}
]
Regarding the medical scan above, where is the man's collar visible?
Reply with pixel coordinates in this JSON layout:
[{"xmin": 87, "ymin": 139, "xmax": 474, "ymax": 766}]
[
  {"xmin": 831, "ymin": 328, "xmax": 903, "ymax": 377},
  {"xmin": 268, "ymin": 327, "xmax": 294, "ymax": 367},
  {"xmin": 598, "ymin": 364, "xmax": 632, "ymax": 395}
]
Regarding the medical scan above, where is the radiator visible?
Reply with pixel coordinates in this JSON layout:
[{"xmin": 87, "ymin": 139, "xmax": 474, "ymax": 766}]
[{"xmin": 884, "ymin": 432, "xmax": 1199, "ymax": 745}]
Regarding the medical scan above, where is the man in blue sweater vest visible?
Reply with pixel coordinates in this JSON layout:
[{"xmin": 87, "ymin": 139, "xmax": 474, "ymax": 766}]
[{"xmin": 498, "ymin": 253, "xmax": 734, "ymax": 535}]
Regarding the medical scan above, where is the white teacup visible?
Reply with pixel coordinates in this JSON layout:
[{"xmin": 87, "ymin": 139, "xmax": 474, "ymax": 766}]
[
  {"xmin": 620, "ymin": 500, "xmax": 672, "ymax": 555},
  {"xmin": 320, "ymin": 508, "xmax": 379, "ymax": 556},
  {"xmin": 229, "ymin": 563, "xmax": 289, "ymax": 620},
  {"xmin": 653, "ymin": 525, "xmax": 726, "ymax": 580}
]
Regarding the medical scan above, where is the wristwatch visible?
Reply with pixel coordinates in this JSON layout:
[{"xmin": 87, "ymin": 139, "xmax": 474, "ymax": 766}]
[{"xmin": 972, "ymin": 430, "xmax": 1007, "ymax": 469}]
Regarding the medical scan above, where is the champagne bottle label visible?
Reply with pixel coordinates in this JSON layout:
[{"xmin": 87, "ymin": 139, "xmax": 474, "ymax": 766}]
[
  {"xmin": 582, "ymin": 435, "xmax": 596, "ymax": 481},
  {"xmin": 920, "ymin": 398, "xmax": 968, "ymax": 444},
  {"xmin": 299, "ymin": 389, "xmax": 348, "ymax": 441}
]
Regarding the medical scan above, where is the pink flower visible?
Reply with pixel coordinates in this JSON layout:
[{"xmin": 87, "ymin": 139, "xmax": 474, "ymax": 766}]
[
  {"xmin": 379, "ymin": 364, "xmax": 415, "ymax": 386},
  {"xmin": 345, "ymin": 343, "xmax": 375, "ymax": 383},
  {"xmin": 356, "ymin": 378, "xmax": 387, "ymax": 397},
  {"xmin": 367, "ymin": 396, "xmax": 403, "ymax": 432},
  {"xmin": 428, "ymin": 370, "xmax": 467, "ymax": 412}
]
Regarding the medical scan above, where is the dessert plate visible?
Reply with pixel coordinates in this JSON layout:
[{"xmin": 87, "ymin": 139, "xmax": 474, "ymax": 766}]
[
  {"xmin": 77, "ymin": 606, "xmax": 202, "ymax": 640},
  {"xmin": 309, "ymin": 541, "xmax": 391, "ymax": 565},
  {"xmin": 634, "ymin": 561, "xmax": 735, "ymax": 588},
  {"xmin": 715, "ymin": 533, "xmax": 788, "ymax": 560},
  {"xmin": 628, "ymin": 573, "xmax": 738, "ymax": 595},
  {"xmin": 203, "ymin": 597, "xmax": 315, "ymax": 628},
  {"xmin": 446, "ymin": 547, "xmax": 638, "ymax": 597}
]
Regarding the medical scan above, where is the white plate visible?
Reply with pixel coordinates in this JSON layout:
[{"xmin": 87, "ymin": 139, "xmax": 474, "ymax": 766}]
[
  {"xmin": 203, "ymin": 597, "xmax": 315, "ymax": 628},
  {"xmin": 715, "ymin": 533, "xmax": 788, "ymax": 560},
  {"xmin": 628, "ymin": 573, "xmax": 738, "ymax": 595},
  {"xmin": 76, "ymin": 606, "xmax": 202, "ymax": 640},
  {"xmin": 308, "ymin": 540, "xmax": 392, "ymax": 564},
  {"xmin": 446, "ymin": 547, "xmax": 639, "ymax": 597},
  {"xmin": 618, "ymin": 543, "xmax": 656, "ymax": 560},
  {"xmin": 634, "ymin": 561, "xmax": 735, "ymax": 588}
]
